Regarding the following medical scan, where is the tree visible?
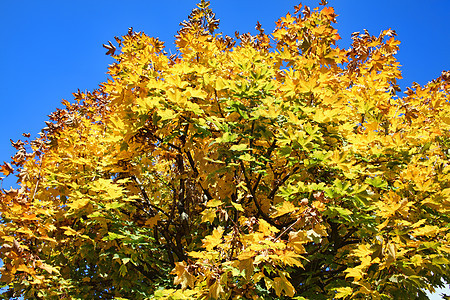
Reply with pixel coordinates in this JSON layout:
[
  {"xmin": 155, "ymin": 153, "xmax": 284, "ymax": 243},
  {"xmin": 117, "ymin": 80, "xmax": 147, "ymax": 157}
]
[{"xmin": 1, "ymin": 1, "xmax": 449, "ymax": 299}]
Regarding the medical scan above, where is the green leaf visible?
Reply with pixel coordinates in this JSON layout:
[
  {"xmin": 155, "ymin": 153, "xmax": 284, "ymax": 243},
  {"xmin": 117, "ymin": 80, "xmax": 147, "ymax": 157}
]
[
  {"xmin": 230, "ymin": 144, "xmax": 248, "ymax": 151},
  {"xmin": 105, "ymin": 202, "xmax": 125, "ymax": 210},
  {"xmin": 103, "ymin": 232, "xmax": 127, "ymax": 241},
  {"xmin": 365, "ymin": 177, "xmax": 388, "ymax": 189}
]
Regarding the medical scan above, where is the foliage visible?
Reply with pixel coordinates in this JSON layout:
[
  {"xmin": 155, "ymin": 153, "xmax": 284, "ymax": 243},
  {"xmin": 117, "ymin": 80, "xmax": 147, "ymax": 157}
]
[{"xmin": 1, "ymin": 1, "xmax": 450, "ymax": 299}]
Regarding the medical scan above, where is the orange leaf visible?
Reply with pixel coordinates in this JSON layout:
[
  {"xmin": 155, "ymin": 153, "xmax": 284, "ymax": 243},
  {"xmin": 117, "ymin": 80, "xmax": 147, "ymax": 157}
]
[{"xmin": 0, "ymin": 162, "xmax": 14, "ymax": 176}]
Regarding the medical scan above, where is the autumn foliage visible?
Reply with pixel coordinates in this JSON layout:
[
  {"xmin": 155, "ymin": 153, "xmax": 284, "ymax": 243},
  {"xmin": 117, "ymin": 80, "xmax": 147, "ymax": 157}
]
[{"xmin": 1, "ymin": 1, "xmax": 450, "ymax": 299}]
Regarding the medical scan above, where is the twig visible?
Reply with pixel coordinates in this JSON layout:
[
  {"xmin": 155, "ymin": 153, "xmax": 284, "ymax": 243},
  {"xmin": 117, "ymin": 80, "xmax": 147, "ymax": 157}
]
[
  {"xmin": 239, "ymin": 160, "xmax": 281, "ymax": 229},
  {"xmin": 268, "ymin": 166, "xmax": 300, "ymax": 200}
]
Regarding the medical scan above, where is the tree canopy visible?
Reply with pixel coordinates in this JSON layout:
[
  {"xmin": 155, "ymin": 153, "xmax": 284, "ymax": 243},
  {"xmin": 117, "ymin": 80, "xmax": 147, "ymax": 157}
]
[{"xmin": 1, "ymin": 1, "xmax": 449, "ymax": 299}]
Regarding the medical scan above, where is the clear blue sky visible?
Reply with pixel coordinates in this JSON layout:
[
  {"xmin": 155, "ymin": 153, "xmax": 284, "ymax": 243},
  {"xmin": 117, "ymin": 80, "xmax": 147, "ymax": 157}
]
[{"xmin": 0, "ymin": 1, "xmax": 449, "ymax": 297}]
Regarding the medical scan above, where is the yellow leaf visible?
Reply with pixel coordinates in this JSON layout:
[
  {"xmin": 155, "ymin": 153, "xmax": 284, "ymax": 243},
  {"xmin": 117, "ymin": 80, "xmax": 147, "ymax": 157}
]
[
  {"xmin": 185, "ymin": 101, "xmax": 204, "ymax": 115},
  {"xmin": 412, "ymin": 225, "xmax": 440, "ymax": 237},
  {"xmin": 271, "ymin": 201, "xmax": 298, "ymax": 218},
  {"xmin": 170, "ymin": 262, "xmax": 195, "ymax": 290},
  {"xmin": 411, "ymin": 254, "xmax": 423, "ymax": 267},
  {"xmin": 352, "ymin": 244, "xmax": 372, "ymax": 260},
  {"xmin": 16, "ymin": 264, "xmax": 32, "ymax": 274},
  {"xmin": 298, "ymin": 77, "xmax": 321, "ymax": 94},
  {"xmin": 158, "ymin": 109, "xmax": 177, "ymax": 121},
  {"xmin": 273, "ymin": 273, "xmax": 295, "ymax": 297},
  {"xmin": 185, "ymin": 87, "xmax": 207, "ymax": 99},
  {"xmin": 188, "ymin": 251, "xmax": 204, "ymax": 259},
  {"xmin": 377, "ymin": 218, "xmax": 389, "ymax": 230},
  {"xmin": 39, "ymin": 263, "xmax": 59, "ymax": 275},
  {"xmin": 201, "ymin": 208, "xmax": 216, "ymax": 223},
  {"xmin": 17, "ymin": 227, "xmax": 34, "ymax": 237},
  {"xmin": 276, "ymin": 251, "xmax": 304, "ymax": 268},
  {"xmin": 231, "ymin": 202, "xmax": 244, "ymax": 212},
  {"xmin": 288, "ymin": 231, "xmax": 308, "ymax": 253},
  {"xmin": 439, "ymin": 246, "xmax": 450, "ymax": 254},
  {"xmin": 334, "ymin": 287, "xmax": 353, "ymax": 299},
  {"xmin": 252, "ymin": 272, "xmax": 265, "ymax": 283},
  {"xmin": 258, "ymin": 219, "xmax": 279, "ymax": 236},
  {"xmin": 344, "ymin": 266, "xmax": 364, "ymax": 281},
  {"xmin": 60, "ymin": 226, "xmax": 78, "ymax": 236},
  {"xmin": 208, "ymin": 280, "xmax": 225, "ymax": 299},
  {"xmin": 411, "ymin": 219, "xmax": 427, "ymax": 228},
  {"xmin": 215, "ymin": 77, "xmax": 227, "ymax": 90},
  {"xmin": 237, "ymin": 250, "xmax": 256, "ymax": 261},
  {"xmin": 206, "ymin": 199, "xmax": 223, "ymax": 207},
  {"xmin": 67, "ymin": 198, "xmax": 90, "ymax": 210},
  {"xmin": 238, "ymin": 258, "xmax": 254, "ymax": 280},
  {"xmin": 203, "ymin": 227, "xmax": 224, "ymax": 251}
]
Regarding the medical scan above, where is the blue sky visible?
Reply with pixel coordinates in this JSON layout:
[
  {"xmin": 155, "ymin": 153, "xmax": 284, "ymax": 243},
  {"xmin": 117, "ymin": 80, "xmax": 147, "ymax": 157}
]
[{"xmin": 0, "ymin": 0, "xmax": 449, "ymax": 297}]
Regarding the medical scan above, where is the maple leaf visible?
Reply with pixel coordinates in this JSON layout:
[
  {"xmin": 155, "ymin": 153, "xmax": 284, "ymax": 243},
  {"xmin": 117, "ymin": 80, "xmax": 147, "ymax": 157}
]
[
  {"xmin": 203, "ymin": 226, "xmax": 224, "ymax": 251},
  {"xmin": 171, "ymin": 262, "xmax": 196, "ymax": 290},
  {"xmin": 334, "ymin": 286, "xmax": 353, "ymax": 298},
  {"xmin": 321, "ymin": 6, "xmax": 337, "ymax": 22},
  {"xmin": 271, "ymin": 201, "xmax": 298, "ymax": 218},
  {"xmin": 273, "ymin": 273, "xmax": 295, "ymax": 297},
  {"xmin": 0, "ymin": 161, "xmax": 14, "ymax": 176}
]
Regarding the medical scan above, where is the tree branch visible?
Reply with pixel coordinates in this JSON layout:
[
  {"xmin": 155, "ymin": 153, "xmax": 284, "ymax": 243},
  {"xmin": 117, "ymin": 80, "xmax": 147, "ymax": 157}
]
[
  {"xmin": 239, "ymin": 160, "xmax": 281, "ymax": 229},
  {"xmin": 185, "ymin": 150, "xmax": 213, "ymax": 201},
  {"xmin": 252, "ymin": 138, "xmax": 277, "ymax": 192},
  {"xmin": 268, "ymin": 166, "xmax": 300, "ymax": 200},
  {"xmin": 131, "ymin": 175, "xmax": 170, "ymax": 218}
]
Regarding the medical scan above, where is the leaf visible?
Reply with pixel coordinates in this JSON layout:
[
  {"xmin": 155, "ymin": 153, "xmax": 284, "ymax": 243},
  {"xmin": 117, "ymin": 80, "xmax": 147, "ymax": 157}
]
[
  {"xmin": 277, "ymin": 251, "xmax": 304, "ymax": 268},
  {"xmin": 365, "ymin": 176, "xmax": 388, "ymax": 189},
  {"xmin": 105, "ymin": 201, "xmax": 125, "ymax": 210},
  {"xmin": 158, "ymin": 109, "xmax": 177, "ymax": 121},
  {"xmin": 60, "ymin": 226, "xmax": 78, "ymax": 236},
  {"xmin": 271, "ymin": 201, "xmax": 298, "ymax": 218},
  {"xmin": 145, "ymin": 215, "xmax": 161, "ymax": 227},
  {"xmin": 215, "ymin": 77, "xmax": 227, "ymax": 90},
  {"xmin": 102, "ymin": 232, "xmax": 127, "ymax": 241},
  {"xmin": 334, "ymin": 287, "xmax": 353, "ymax": 299},
  {"xmin": 201, "ymin": 208, "xmax": 216, "ymax": 223},
  {"xmin": 67, "ymin": 198, "xmax": 90, "ymax": 210},
  {"xmin": 230, "ymin": 144, "xmax": 248, "ymax": 151},
  {"xmin": 203, "ymin": 227, "xmax": 224, "ymax": 251},
  {"xmin": 208, "ymin": 280, "xmax": 225, "ymax": 299},
  {"xmin": 412, "ymin": 225, "xmax": 440, "ymax": 237},
  {"xmin": 231, "ymin": 202, "xmax": 244, "ymax": 212},
  {"xmin": 273, "ymin": 273, "xmax": 295, "ymax": 297},
  {"xmin": 238, "ymin": 258, "xmax": 254, "ymax": 280},
  {"xmin": 39, "ymin": 263, "xmax": 60, "ymax": 275},
  {"xmin": 288, "ymin": 231, "xmax": 308, "ymax": 253},
  {"xmin": 206, "ymin": 199, "xmax": 223, "ymax": 207},
  {"xmin": 237, "ymin": 251, "xmax": 256, "ymax": 261},
  {"xmin": 171, "ymin": 262, "xmax": 195, "ymax": 290},
  {"xmin": 321, "ymin": 6, "xmax": 336, "ymax": 22},
  {"xmin": 344, "ymin": 266, "xmax": 364, "ymax": 281},
  {"xmin": 0, "ymin": 162, "xmax": 14, "ymax": 176},
  {"xmin": 119, "ymin": 264, "xmax": 127, "ymax": 276},
  {"xmin": 258, "ymin": 219, "xmax": 279, "ymax": 236},
  {"xmin": 238, "ymin": 153, "xmax": 255, "ymax": 162}
]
